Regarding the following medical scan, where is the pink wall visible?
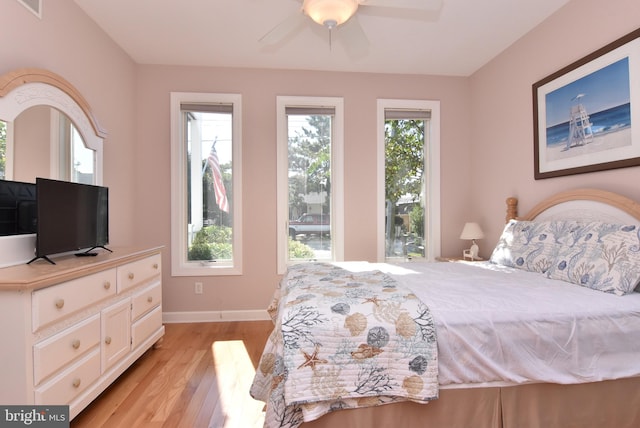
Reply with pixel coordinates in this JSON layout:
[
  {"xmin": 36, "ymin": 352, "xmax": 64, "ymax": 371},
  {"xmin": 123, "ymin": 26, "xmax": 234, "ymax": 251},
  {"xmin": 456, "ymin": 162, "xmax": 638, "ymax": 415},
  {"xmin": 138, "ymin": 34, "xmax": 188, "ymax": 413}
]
[
  {"xmin": 470, "ymin": 0, "xmax": 640, "ymax": 254},
  {"xmin": 134, "ymin": 66, "xmax": 470, "ymax": 312}
]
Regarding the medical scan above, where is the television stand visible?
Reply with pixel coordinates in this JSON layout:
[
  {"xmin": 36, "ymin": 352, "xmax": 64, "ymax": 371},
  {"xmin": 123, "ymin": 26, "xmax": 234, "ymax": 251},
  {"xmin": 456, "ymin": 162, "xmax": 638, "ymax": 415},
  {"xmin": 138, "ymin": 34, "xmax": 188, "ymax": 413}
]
[
  {"xmin": 26, "ymin": 246, "xmax": 112, "ymax": 265},
  {"xmin": 26, "ymin": 255, "xmax": 56, "ymax": 265},
  {"xmin": 84, "ymin": 245, "xmax": 113, "ymax": 253}
]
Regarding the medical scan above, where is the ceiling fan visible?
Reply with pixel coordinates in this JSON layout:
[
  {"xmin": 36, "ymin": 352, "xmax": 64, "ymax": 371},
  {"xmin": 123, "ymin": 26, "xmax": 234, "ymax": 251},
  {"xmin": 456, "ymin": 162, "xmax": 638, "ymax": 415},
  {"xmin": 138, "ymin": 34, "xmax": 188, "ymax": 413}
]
[{"xmin": 260, "ymin": 0, "xmax": 444, "ymax": 58}]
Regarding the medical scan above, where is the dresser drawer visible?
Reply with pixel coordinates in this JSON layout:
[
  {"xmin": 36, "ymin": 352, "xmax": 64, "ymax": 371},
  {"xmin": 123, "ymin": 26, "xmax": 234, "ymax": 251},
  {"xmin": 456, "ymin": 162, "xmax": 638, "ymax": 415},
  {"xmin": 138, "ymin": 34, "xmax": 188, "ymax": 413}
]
[
  {"xmin": 131, "ymin": 305, "xmax": 162, "ymax": 350},
  {"xmin": 34, "ymin": 348, "xmax": 100, "ymax": 405},
  {"xmin": 117, "ymin": 254, "xmax": 161, "ymax": 293},
  {"xmin": 32, "ymin": 269, "xmax": 117, "ymax": 332},
  {"xmin": 33, "ymin": 314, "xmax": 100, "ymax": 386},
  {"xmin": 131, "ymin": 280, "xmax": 162, "ymax": 322},
  {"xmin": 101, "ymin": 298, "xmax": 131, "ymax": 372}
]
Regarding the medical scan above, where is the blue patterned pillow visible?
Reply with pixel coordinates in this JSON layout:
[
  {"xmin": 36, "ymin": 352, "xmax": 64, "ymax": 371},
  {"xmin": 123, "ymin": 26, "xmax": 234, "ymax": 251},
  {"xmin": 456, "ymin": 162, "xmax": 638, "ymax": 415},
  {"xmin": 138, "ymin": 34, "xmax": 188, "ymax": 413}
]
[
  {"xmin": 490, "ymin": 220, "xmax": 575, "ymax": 274},
  {"xmin": 548, "ymin": 222, "xmax": 640, "ymax": 295}
]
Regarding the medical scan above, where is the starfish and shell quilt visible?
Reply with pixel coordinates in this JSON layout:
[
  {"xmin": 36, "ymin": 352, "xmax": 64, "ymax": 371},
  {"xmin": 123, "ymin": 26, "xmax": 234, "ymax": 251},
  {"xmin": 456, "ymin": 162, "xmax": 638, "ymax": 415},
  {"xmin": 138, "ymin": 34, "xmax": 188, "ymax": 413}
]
[{"xmin": 250, "ymin": 262, "xmax": 438, "ymax": 428}]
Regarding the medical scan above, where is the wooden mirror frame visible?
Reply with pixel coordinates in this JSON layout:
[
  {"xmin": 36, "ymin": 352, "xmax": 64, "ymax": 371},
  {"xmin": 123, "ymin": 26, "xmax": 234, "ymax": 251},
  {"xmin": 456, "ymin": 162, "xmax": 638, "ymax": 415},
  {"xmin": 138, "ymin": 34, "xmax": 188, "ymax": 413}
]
[{"xmin": 0, "ymin": 67, "xmax": 106, "ymax": 183}]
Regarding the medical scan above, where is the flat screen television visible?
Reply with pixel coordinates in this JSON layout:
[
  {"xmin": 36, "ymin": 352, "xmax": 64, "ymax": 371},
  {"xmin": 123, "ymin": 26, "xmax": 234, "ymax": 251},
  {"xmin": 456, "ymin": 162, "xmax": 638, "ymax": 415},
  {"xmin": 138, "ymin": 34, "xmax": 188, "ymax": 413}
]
[
  {"xmin": 0, "ymin": 179, "xmax": 37, "ymax": 236},
  {"xmin": 30, "ymin": 177, "xmax": 110, "ymax": 264}
]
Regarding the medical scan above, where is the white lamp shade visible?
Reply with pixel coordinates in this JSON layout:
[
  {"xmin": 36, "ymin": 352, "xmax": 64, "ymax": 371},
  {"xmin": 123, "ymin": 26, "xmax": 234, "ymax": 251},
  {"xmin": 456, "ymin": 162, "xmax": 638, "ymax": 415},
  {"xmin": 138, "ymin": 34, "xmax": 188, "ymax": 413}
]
[
  {"xmin": 303, "ymin": 0, "xmax": 359, "ymax": 27},
  {"xmin": 459, "ymin": 222, "xmax": 484, "ymax": 240}
]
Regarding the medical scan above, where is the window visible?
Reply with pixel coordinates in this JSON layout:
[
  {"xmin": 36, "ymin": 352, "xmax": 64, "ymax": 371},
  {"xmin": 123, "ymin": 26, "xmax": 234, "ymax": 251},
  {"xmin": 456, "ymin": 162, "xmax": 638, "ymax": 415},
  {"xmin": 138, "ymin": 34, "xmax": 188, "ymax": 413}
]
[
  {"xmin": 170, "ymin": 92, "xmax": 243, "ymax": 276},
  {"xmin": 276, "ymin": 96, "xmax": 344, "ymax": 274},
  {"xmin": 53, "ymin": 111, "xmax": 95, "ymax": 184},
  {"xmin": 377, "ymin": 99, "xmax": 441, "ymax": 262}
]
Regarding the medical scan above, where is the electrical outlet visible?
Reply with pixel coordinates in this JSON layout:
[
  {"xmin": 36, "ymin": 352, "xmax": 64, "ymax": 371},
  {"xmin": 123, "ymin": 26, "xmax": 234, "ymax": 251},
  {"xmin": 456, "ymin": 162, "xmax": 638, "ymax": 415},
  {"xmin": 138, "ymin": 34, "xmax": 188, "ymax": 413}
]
[{"xmin": 195, "ymin": 282, "xmax": 203, "ymax": 294}]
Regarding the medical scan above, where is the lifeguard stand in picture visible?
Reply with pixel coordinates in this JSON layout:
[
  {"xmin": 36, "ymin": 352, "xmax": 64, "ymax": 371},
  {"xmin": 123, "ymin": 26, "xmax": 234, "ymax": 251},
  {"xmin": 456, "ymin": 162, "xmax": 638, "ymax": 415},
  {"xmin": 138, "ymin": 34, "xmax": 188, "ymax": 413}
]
[{"xmin": 564, "ymin": 93, "xmax": 593, "ymax": 151}]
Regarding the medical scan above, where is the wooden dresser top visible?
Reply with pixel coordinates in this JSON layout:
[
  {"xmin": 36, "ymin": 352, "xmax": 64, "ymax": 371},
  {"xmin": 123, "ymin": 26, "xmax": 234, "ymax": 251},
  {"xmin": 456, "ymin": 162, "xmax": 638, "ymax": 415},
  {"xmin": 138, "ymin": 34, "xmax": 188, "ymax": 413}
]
[{"xmin": 0, "ymin": 246, "xmax": 162, "ymax": 291}]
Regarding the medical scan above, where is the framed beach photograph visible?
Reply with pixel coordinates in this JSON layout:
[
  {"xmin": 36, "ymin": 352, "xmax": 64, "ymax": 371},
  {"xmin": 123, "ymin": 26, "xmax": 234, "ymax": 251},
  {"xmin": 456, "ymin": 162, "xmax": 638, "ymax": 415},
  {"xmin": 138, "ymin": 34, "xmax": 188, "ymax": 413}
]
[{"xmin": 533, "ymin": 28, "xmax": 640, "ymax": 179}]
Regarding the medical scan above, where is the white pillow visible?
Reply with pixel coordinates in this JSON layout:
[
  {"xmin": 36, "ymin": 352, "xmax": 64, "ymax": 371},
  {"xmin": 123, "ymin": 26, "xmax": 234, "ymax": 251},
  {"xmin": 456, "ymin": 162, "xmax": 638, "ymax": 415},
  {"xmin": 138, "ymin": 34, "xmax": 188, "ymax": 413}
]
[
  {"xmin": 490, "ymin": 220, "xmax": 575, "ymax": 274},
  {"xmin": 548, "ymin": 222, "xmax": 640, "ymax": 295}
]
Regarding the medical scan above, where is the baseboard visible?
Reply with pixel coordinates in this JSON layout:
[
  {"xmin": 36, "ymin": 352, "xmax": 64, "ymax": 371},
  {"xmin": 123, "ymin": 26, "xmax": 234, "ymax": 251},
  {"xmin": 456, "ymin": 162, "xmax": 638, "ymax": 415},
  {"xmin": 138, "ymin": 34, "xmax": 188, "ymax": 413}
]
[{"xmin": 162, "ymin": 309, "xmax": 270, "ymax": 323}]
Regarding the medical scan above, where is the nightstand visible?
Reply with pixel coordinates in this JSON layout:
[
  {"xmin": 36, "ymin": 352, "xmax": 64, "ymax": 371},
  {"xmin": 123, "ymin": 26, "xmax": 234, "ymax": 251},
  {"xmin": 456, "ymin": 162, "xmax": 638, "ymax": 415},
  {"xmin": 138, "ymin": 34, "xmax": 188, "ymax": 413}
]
[{"xmin": 436, "ymin": 256, "xmax": 485, "ymax": 262}]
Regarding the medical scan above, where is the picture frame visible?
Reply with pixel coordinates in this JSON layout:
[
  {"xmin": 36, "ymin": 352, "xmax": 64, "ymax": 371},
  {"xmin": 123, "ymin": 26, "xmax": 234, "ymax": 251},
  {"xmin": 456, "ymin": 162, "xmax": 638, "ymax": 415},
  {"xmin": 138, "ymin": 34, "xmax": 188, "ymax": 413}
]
[{"xmin": 533, "ymin": 28, "xmax": 640, "ymax": 179}]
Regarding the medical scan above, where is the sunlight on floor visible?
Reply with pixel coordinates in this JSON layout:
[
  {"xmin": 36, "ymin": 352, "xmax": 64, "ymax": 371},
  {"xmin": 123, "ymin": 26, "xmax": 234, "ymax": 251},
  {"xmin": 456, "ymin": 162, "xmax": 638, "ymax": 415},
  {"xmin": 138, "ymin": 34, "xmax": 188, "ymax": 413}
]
[{"xmin": 211, "ymin": 340, "xmax": 266, "ymax": 428}]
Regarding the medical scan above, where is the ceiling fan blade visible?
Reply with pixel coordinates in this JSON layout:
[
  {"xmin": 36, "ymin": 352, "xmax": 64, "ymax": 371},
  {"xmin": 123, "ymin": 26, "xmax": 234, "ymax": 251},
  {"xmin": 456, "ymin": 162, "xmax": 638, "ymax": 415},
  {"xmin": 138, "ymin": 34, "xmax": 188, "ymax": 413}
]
[
  {"xmin": 259, "ymin": 11, "xmax": 306, "ymax": 46},
  {"xmin": 338, "ymin": 16, "xmax": 369, "ymax": 59},
  {"xmin": 358, "ymin": 0, "xmax": 443, "ymax": 10}
]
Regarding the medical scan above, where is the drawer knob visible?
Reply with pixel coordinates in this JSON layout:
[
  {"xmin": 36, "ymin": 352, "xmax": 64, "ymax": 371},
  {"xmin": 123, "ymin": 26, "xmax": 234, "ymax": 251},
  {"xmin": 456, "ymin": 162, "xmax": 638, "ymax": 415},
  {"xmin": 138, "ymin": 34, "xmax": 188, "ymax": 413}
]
[
  {"xmin": 147, "ymin": 296, "xmax": 153, "ymax": 303},
  {"xmin": 153, "ymin": 263, "xmax": 159, "ymax": 269},
  {"xmin": 55, "ymin": 299, "xmax": 65, "ymax": 309},
  {"xmin": 72, "ymin": 339, "xmax": 81, "ymax": 350},
  {"xmin": 72, "ymin": 378, "xmax": 81, "ymax": 388},
  {"xmin": 104, "ymin": 336, "xmax": 112, "ymax": 345},
  {"xmin": 128, "ymin": 273, "xmax": 135, "ymax": 280},
  {"xmin": 104, "ymin": 281, "xmax": 111, "ymax": 290}
]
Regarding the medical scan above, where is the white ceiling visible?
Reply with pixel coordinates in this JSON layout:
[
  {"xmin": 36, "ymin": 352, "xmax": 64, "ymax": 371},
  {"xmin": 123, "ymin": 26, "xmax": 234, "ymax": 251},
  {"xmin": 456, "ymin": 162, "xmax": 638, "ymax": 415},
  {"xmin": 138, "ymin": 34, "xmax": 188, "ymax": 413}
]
[{"xmin": 73, "ymin": 0, "xmax": 570, "ymax": 76}]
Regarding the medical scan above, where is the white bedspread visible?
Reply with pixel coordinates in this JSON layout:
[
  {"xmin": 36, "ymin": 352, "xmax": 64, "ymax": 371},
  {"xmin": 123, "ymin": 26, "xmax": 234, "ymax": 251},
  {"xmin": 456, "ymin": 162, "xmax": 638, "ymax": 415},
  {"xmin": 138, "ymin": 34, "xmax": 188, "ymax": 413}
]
[{"xmin": 336, "ymin": 261, "xmax": 640, "ymax": 388}]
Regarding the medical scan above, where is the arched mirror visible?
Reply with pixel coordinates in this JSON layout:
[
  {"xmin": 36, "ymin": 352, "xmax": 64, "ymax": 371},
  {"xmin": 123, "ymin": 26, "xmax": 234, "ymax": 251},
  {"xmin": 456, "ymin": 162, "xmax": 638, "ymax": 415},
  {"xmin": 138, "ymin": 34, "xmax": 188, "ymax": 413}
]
[
  {"xmin": 7, "ymin": 105, "xmax": 97, "ymax": 183},
  {"xmin": 0, "ymin": 68, "xmax": 106, "ymax": 267},
  {"xmin": 0, "ymin": 68, "xmax": 106, "ymax": 183}
]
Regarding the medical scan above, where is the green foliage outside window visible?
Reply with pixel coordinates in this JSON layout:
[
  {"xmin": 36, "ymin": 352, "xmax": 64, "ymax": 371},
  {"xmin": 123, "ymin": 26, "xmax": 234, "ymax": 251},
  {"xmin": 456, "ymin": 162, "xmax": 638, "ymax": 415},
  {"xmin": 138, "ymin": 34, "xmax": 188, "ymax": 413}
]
[
  {"xmin": 384, "ymin": 119, "xmax": 424, "ymax": 205},
  {"xmin": 288, "ymin": 238, "xmax": 315, "ymax": 259},
  {"xmin": 384, "ymin": 119, "xmax": 425, "ymax": 258},
  {"xmin": 288, "ymin": 115, "xmax": 331, "ymax": 218},
  {"xmin": 409, "ymin": 204, "xmax": 424, "ymax": 238},
  {"xmin": 188, "ymin": 225, "xmax": 232, "ymax": 261}
]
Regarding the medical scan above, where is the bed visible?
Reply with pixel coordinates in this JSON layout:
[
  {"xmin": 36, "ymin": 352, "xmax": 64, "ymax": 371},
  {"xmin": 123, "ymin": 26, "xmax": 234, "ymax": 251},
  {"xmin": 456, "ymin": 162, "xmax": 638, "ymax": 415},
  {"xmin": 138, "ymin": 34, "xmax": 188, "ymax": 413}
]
[{"xmin": 251, "ymin": 188, "xmax": 640, "ymax": 428}]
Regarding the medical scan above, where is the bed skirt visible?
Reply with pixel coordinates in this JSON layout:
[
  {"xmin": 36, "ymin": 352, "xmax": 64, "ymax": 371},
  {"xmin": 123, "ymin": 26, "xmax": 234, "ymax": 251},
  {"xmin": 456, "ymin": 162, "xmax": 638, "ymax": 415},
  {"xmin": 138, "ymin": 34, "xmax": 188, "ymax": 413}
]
[{"xmin": 300, "ymin": 376, "xmax": 640, "ymax": 428}]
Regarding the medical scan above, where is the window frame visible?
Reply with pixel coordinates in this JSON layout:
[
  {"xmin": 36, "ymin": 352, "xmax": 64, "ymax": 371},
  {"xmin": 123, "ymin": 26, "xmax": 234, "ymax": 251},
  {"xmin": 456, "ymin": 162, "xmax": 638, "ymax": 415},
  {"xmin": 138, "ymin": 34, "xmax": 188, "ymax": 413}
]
[
  {"xmin": 170, "ymin": 92, "xmax": 243, "ymax": 276},
  {"xmin": 276, "ymin": 96, "xmax": 345, "ymax": 274},
  {"xmin": 50, "ymin": 111, "xmax": 96, "ymax": 184},
  {"xmin": 376, "ymin": 99, "xmax": 441, "ymax": 262}
]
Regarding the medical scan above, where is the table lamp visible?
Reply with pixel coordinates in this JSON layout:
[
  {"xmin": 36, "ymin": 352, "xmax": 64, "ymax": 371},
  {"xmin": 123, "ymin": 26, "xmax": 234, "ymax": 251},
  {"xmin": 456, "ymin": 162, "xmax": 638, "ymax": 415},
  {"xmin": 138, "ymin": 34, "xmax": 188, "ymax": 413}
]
[{"xmin": 460, "ymin": 222, "xmax": 485, "ymax": 260}]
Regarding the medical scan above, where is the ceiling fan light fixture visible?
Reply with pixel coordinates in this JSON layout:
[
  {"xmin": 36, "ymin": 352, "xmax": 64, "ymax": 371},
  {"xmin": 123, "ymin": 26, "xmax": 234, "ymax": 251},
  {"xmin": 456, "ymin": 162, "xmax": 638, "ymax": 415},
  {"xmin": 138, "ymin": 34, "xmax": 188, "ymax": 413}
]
[{"xmin": 303, "ymin": 0, "xmax": 359, "ymax": 28}]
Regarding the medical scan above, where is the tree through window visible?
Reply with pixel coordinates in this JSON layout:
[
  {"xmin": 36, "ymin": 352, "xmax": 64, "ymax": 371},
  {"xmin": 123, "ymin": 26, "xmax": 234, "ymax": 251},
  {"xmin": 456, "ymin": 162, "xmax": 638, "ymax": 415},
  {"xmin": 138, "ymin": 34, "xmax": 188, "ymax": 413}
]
[
  {"xmin": 286, "ymin": 109, "xmax": 333, "ymax": 262},
  {"xmin": 384, "ymin": 109, "xmax": 430, "ymax": 260},
  {"xmin": 276, "ymin": 96, "xmax": 344, "ymax": 274}
]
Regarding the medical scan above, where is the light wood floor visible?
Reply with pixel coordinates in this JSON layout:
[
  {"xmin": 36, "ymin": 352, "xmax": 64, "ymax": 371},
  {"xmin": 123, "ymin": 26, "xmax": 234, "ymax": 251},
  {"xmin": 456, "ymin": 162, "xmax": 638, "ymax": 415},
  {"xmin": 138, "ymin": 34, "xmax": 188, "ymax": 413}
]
[{"xmin": 71, "ymin": 321, "xmax": 273, "ymax": 428}]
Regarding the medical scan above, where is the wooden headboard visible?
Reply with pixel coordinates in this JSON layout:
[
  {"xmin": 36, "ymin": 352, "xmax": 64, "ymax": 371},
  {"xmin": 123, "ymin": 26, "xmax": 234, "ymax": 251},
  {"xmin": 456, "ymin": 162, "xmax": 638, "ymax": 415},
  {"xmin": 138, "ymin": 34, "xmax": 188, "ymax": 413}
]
[{"xmin": 506, "ymin": 189, "xmax": 640, "ymax": 224}]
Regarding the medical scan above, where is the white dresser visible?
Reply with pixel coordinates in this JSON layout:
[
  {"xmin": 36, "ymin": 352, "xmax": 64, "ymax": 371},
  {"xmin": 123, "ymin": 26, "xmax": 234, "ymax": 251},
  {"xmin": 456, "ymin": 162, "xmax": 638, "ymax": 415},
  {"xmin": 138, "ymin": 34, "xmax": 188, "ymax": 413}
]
[{"xmin": 0, "ymin": 246, "xmax": 164, "ymax": 419}]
